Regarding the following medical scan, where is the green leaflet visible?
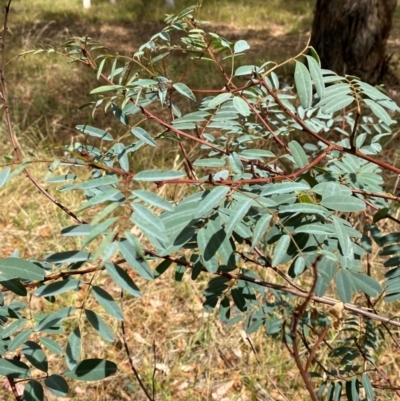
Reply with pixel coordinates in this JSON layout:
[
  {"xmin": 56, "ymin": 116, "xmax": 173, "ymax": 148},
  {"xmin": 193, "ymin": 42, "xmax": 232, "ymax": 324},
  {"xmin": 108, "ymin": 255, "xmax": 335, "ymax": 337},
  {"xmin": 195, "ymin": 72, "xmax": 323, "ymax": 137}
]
[
  {"xmin": 132, "ymin": 189, "xmax": 174, "ymax": 211},
  {"xmin": 349, "ymin": 272, "xmax": 382, "ymax": 297},
  {"xmin": 40, "ymin": 337, "xmax": 62, "ymax": 355},
  {"xmin": 85, "ymin": 309, "xmax": 115, "ymax": 342},
  {"xmin": 272, "ymin": 235, "xmax": 291, "ymax": 267},
  {"xmin": 105, "ymin": 263, "xmax": 141, "ymax": 297},
  {"xmin": 23, "ymin": 380, "xmax": 44, "ymax": 401},
  {"xmin": 233, "ymin": 96, "xmax": 251, "ymax": 116},
  {"xmin": 288, "ymin": 140, "xmax": 309, "ymax": 168},
  {"xmin": 22, "ymin": 341, "xmax": 48, "ymax": 372},
  {"xmin": 194, "ymin": 186, "xmax": 230, "ymax": 219},
  {"xmin": 197, "ymin": 225, "xmax": 219, "ymax": 273},
  {"xmin": 261, "ymin": 182, "xmax": 310, "ymax": 196},
  {"xmin": 2, "ymin": 318, "xmax": 27, "ymax": 339},
  {"xmin": 225, "ymin": 198, "xmax": 252, "ymax": 236},
  {"xmin": 306, "ymin": 55, "xmax": 325, "ymax": 98},
  {"xmin": 35, "ymin": 308, "xmax": 76, "ymax": 332},
  {"xmin": 134, "ymin": 169, "xmax": 186, "ymax": 181},
  {"xmin": 92, "ymin": 286, "xmax": 124, "ymax": 321},
  {"xmin": 0, "ymin": 258, "xmax": 45, "ymax": 281},
  {"xmin": 44, "ymin": 374, "xmax": 69, "ymax": 397},
  {"xmin": 233, "ymin": 39, "xmax": 250, "ymax": 53},
  {"xmin": 119, "ymin": 238, "xmax": 154, "ymax": 280},
  {"xmin": 321, "ymin": 95, "xmax": 354, "ymax": 113},
  {"xmin": 64, "ymin": 359, "xmax": 117, "ymax": 382},
  {"xmin": 34, "ymin": 279, "xmax": 81, "ymax": 298},
  {"xmin": 0, "ymin": 167, "xmax": 10, "ymax": 188},
  {"xmin": 336, "ymin": 269, "xmax": 352, "ymax": 303},
  {"xmin": 321, "ymin": 196, "xmax": 366, "ymax": 212},
  {"xmin": 66, "ymin": 327, "xmax": 81, "ymax": 370},
  {"xmin": 0, "ymin": 358, "xmax": 31, "ymax": 378},
  {"xmin": 131, "ymin": 127, "xmax": 157, "ymax": 146},
  {"xmin": 252, "ymin": 213, "xmax": 272, "ymax": 248},
  {"xmin": 75, "ymin": 125, "xmax": 113, "ymax": 141},
  {"xmin": 208, "ymin": 93, "xmax": 232, "ymax": 108},
  {"xmin": 173, "ymin": 82, "xmax": 196, "ymax": 101},
  {"xmin": 362, "ymin": 373, "xmax": 374, "ymax": 401},
  {"xmin": 294, "ymin": 61, "xmax": 313, "ymax": 109},
  {"xmin": 72, "ymin": 174, "xmax": 118, "ymax": 190}
]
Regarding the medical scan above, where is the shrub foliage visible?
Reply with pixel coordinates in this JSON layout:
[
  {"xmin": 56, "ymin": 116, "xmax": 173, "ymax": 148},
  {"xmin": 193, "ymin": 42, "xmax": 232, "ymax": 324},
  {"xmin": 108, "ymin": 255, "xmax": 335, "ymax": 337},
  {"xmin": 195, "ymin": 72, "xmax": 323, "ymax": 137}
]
[{"xmin": 2, "ymin": 1, "xmax": 400, "ymax": 400}]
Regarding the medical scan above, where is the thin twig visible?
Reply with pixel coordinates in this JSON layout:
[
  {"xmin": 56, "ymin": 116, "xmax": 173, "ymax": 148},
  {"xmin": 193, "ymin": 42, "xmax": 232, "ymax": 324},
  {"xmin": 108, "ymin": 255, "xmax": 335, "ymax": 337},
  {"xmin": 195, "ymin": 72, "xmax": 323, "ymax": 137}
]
[
  {"xmin": 120, "ymin": 291, "xmax": 154, "ymax": 401},
  {"xmin": 289, "ymin": 259, "xmax": 319, "ymax": 401}
]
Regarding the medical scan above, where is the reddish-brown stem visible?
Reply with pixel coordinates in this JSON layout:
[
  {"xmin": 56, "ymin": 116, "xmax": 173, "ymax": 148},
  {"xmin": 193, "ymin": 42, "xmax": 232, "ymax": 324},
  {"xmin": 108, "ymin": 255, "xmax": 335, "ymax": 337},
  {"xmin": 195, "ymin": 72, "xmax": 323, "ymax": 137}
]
[
  {"xmin": 304, "ymin": 325, "xmax": 330, "ymax": 372},
  {"xmin": 289, "ymin": 259, "xmax": 319, "ymax": 401}
]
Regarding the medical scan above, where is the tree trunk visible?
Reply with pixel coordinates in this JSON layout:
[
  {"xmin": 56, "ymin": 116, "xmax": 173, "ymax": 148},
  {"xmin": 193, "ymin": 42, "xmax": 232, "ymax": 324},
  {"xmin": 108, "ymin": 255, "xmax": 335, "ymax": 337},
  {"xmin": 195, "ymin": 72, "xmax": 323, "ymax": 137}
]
[{"xmin": 310, "ymin": 0, "xmax": 398, "ymax": 86}]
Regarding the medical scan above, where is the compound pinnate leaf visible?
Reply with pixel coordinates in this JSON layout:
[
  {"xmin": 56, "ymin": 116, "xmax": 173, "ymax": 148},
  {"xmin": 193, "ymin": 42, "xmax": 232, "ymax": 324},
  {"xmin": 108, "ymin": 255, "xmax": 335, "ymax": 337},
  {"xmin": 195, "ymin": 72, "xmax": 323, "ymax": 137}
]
[
  {"xmin": 22, "ymin": 341, "xmax": 48, "ymax": 372},
  {"xmin": 92, "ymin": 286, "xmax": 124, "ymax": 321},
  {"xmin": 23, "ymin": 380, "xmax": 44, "ymax": 401},
  {"xmin": 44, "ymin": 374, "xmax": 69, "ymax": 397},
  {"xmin": 64, "ymin": 359, "xmax": 117, "ymax": 382},
  {"xmin": 85, "ymin": 309, "xmax": 115, "ymax": 342},
  {"xmin": 0, "ymin": 258, "xmax": 44, "ymax": 281},
  {"xmin": 0, "ymin": 358, "xmax": 31, "ymax": 378}
]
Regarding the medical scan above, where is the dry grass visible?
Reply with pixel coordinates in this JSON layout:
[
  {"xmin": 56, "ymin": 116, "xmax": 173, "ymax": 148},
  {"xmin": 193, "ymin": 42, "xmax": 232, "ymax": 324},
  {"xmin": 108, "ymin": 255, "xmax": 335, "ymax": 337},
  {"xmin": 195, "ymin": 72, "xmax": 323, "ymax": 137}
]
[{"xmin": 1, "ymin": 0, "xmax": 400, "ymax": 400}]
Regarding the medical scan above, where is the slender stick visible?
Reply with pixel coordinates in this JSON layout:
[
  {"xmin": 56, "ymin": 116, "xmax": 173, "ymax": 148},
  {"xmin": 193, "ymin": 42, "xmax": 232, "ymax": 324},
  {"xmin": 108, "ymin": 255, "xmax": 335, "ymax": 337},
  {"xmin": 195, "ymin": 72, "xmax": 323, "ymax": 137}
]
[{"xmin": 120, "ymin": 291, "xmax": 154, "ymax": 401}]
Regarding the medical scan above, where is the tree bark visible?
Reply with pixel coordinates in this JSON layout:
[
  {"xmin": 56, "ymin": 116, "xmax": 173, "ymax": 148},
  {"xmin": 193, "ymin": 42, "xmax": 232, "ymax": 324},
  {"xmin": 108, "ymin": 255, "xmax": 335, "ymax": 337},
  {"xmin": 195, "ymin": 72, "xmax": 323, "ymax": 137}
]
[{"xmin": 310, "ymin": 0, "xmax": 398, "ymax": 86}]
